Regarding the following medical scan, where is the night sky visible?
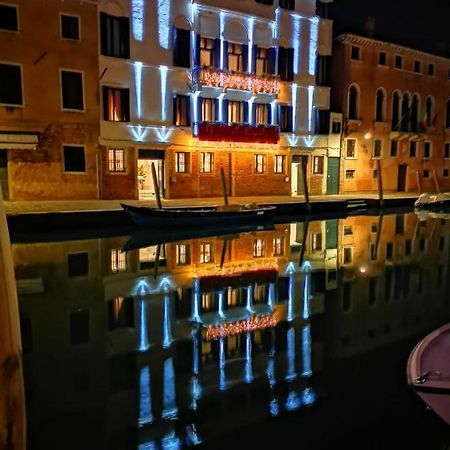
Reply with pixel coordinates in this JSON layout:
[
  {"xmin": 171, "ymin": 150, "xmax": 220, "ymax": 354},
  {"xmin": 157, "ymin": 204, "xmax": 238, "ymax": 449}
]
[{"xmin": 329, "ymin": 0, "xmax": 450, "ymax": 58}]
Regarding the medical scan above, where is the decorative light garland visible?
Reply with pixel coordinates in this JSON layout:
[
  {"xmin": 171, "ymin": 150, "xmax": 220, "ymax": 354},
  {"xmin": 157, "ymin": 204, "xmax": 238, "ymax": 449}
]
[
  {"xmin": 205, "ymin": 314, "xmax": 278, "ymax": 340},
  {"xmin": 198, "ymin": 68, "xmax": 280, "ymax": 95},
  {"xmin": 195, "ymin": 260, "xmax": 279, "ymax": 278}
]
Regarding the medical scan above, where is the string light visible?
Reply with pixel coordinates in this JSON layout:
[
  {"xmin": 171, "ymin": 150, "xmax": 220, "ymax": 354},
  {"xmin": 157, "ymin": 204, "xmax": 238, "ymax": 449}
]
[
  {"xmin": 205, "ymin": 314, "xmax": 278, "ymax": 340},
  {"xmin": 195, "ymin": 260, "xmax": 279, "ymax": 278}
]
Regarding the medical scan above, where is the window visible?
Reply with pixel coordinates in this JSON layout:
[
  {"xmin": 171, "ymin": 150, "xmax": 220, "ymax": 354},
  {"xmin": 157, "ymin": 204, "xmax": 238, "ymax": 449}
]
[
  {"xmin": 348, "ymin": 85, "xmax": 359, "ymax": 120},
  {"xmin": 273, "ymin": 237, "xmax": 284, "ymax": 256},
  {"xmin": 390, "ymin": 140, "xmax": 398, "ymax": 157},
  {"xmin": 67, "ymin": 252, "xmax": 89, "ymax": 277},
  {"xmin": 444, "ymin": 169, "xmax": 449, "ymax": 178},
  {"xmin": 419, "ymin": 238, "xmax": 426, "ymax": 252},
  {"xmin": 343, "ymin": 247, "xmax": 352, "ymax": 264},
  {"xmin": 61, "ymin": 70, "xmax": 84, "ymax": 110},
  {"xmin": 176, "ymin": 244, "xmax": 190, "ymax": 265},
  {"xmin": 228, "ymin": 42, "xmax": 244, "ymax": 72},
  {"xmin": 445, "ymin": 143, "xmax": 450, "ymax": 159},
  {"xmin": 413, "ymin": 60, "xmax": 421, "ymax": 73},
  {"xmin": 371, "ymin": 223, "xmax": 378, "ymax": 233},
  {"xmin": 256, "ymin": 0, "xmax": 273, "ymax": 4},
  {"xmin": 312, "ymin": 233, "xmax": 322, "ymax": 251},
  {"xmin": 279, "ymin": 0, "xmax": 295, "ymax": 9},
  {"xmin": 386, "ymin": 242, "xmax": 393, "ymax": 261},
  {"xmin": 63, "ymin": 145, "xmax": 85, "ymax": 172},
  {"xmin": 174, "ymin": 95, "xmax": 190, "ymax": 126},
  {"xmin": 200, "ymin": 152, "xmax": 213, "ymax": 173},
  {"xmin": 405, "ymin": 239, "xmax": 412, "ymax": 256},
  {"xmin": 344, "ymin": 226, "xmax": 353, "ymax": 236},
  {"xmin": 373, "ymin": 139, "xmax": 382, "ymax": 158},
  {"xmin": 228, "ymin": 101, "xmax": 244, "ymax": 123},
  {"xmin": 108, "ymin": 297, "xmax": 134, "ymax": 331},
  {"xmin": 253, "ymin": 239, "xmax": 265, "ymax": 258},
  {"xmin": 378, "ymin": 51, "xmax": 387, "ymax": 66},
  {"xmin": 331, "ymin": 120, "xmax": 341, "ymax": 134},
  {"xmin": 313, "ymin": 156, "xmax": 324, "ymax": 174},
  {"xmin": 351, "ymin": 46, "xmax": 360, "ymax": 61},
  {"xmin": 256, "ymin": 47, "xmax": 268, "ymax": 75},
  {"xmin": 392, "ymin": 91, "xmax": 400, "ymax": 131},
  {"xmin": 279, "ymin": 105, "xmax": 293, "ymax": 132},
  {"xmin": 346, "ymin": 139, "xmax": 356, "ymax": 158},
  {"xmin": 426, "ymin": 96, "xmax": 434, "ymax": 126},
  {"xmin": 410, "ymin": 94, "xmax": 419, "ymax": 132},
  {"xmin": 375, "ymin": 88, "xmax": 385, "ymax": 122},
  {"xmin": 103, "ymin": 86, "xmax": 129, "ymax": 121},
  {"xmin": 175, "ymin": 152, "xmax": 189, "ymax": 173},
  {"xmin": 0, "ymin": 4, "xmax": 18, "ymax": 31},
  {"xmin": 70, "ymin": 310, "xmax": 90, "ymax": 346},
  {"xmin": 395, "ymin": 55, "xmax": 403, "ymax": 69},
  {"xmin": 111, "ymin": 249, "xmax": 127, "ymax": 273},
  {"xmin": 373, "ymin": 169, "xmax": 378, "ymax": 179},
  {"xmin": 108, "ymin": 148, "xmax": 125, "ymax": 172},
  {"xmin": 0, "ymin": 63, "xmax": 22, "ymax": 105},
  {"xmin": 428, "ymin": 63, "xmax": 435, "ymax": 75},
  {"xmin": 345, "ymin": 169, "xmax": 355, "ymax": 179},
  {"xmin": 200, "ymin": 243, "xmax": 213, "ymax": 263},
  {"xmin": 423, "ymin": 170, "xmax": 430, "ymax": 178},
  {"xmin": 173, "ymin": 28, "xmax": 190, "ymax": 68},
  {"xmin": 446, "ymin": 100, "xmax": 450, "ymax": 128},
  {"xmin": 255, "ymin": 154, "xmax": 266, "ymax": 173},
  {"xmin": 100, "ymin": 13, "xmax": 130, "ymax": 58},
  {"xmin": 395, "ymin": 214, "xmax": 404, "ymax": 234},
  {"xmin": 409, "ymin": 141, "xmax": 417, "ymax": 157},
  {"xmin": 199, "ymin": 37, "xmax": 214, "ymax": 67},
  {"xmin": 274, "ymin": 155, "xmax": 285, "ymax": 174},
  {"xmin": 61, "ymin": 14, "xmax": 80, "ymax": 40},
  {"xmin": 201, "ymin": 98, "xmax": 215, "ymax": 122},
  {"xmin": 423, "ymin": 141, "xmax": 431, "ymax": 159},
  {"xmin": 255, "ymin": 103, "xmax": 269, "ymax": 125},
  {"xmin": 278, "ymin": 46, "xmax": 294, "ymax": 81}
]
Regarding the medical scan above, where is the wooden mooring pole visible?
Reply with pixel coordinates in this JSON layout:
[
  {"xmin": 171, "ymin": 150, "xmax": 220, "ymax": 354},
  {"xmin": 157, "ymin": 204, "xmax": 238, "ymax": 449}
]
[
  {"xmin": 416, "ymin": 170, "xmax": 422, "ymax": 194},
  {"xmin": 433, "ymin": 169, "xmax": 441, "ymax": 194},
  {"xmin": 301, "ymin": 160, "xmax": 311, "ymax": 214},
  {"xmin": 0, "ymin": 187, "xmax": 26, "ymax": 450},
  {"xmin": 151, "ymin": 162, "xmax": 162, "ymax": 209},
  {"xmin": 376, "ymin": 159, "xmax": 384, "ymax": 209},
  {"xmin": 220, "ymin": 167, "xmax": 229, "ymax": 206}
]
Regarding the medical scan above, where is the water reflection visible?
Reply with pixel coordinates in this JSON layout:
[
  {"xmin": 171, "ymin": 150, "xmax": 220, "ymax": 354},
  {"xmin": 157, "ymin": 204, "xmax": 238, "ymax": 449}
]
[{"xmin": 13, "ymin": 212, "xmax": 450, "ymax": 449}]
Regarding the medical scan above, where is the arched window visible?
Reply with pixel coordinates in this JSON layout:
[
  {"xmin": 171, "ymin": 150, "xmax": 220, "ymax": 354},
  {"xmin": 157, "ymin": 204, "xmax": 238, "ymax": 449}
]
[
  {"xmin": 348, "ymin": 84, "xmax": 359, "ymax": 120},
  {"xmin": 446, "ymin": 99, "xmax": 450, "ymax": 129},
  {"xmin": 375, "ymin": 88, "xmax": 385, "ymax": 122},
  {"xmin": 401, "ymin": 93, "xmax": 410, "ymax": 132},
  {"xmin": 426, "ymin": 96, "xmax": 434, "ymax": 126},
  {"xmin": 410, "ymin": 94, "xmax": 419, "ymax": 132},
  {"xmin": 392, "ymin": 91, "xmax": 400, "ymax": 131}
]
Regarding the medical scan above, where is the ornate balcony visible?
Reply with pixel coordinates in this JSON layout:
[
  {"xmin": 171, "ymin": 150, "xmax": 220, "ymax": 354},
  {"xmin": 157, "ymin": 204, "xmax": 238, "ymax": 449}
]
[
  {"xmin": 192, "ymin": 66, "xmax": 280, "ymax": 97},
  {"xmin": 193, "ymin": 122, "xmax": 280, "ymax": 144}
]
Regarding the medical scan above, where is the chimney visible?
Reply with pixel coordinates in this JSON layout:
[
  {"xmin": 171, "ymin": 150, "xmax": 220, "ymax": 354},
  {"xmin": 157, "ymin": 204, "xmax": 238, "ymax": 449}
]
[{"xmin": 364, "ymin": 17, "xmax": 376, "ymax": 38}]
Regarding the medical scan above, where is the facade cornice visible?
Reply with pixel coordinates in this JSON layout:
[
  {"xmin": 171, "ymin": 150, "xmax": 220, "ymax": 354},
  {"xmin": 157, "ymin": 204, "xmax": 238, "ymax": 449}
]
[{"xmin": 336, "ymin": 33, "xmax": 450, "ymax": 63}]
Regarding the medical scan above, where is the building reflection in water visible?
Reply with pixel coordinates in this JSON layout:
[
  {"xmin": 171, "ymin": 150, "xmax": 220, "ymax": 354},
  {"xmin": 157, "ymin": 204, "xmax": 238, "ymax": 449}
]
[{"xmin": 12, "ymin": 212, "xmax": 450, "ymax": 449}]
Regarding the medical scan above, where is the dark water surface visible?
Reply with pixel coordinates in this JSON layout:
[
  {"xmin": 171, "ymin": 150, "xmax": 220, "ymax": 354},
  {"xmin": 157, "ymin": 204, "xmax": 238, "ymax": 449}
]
[{"xmin": 13, "ymin": 211, "xmax": 450, "ymax": 450}]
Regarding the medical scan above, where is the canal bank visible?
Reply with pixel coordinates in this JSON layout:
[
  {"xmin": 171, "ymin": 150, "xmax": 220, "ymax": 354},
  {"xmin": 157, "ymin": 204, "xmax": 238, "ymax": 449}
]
[{"xmin": 6, "ymin": 193, "xmax": 418, "ymax": 240}]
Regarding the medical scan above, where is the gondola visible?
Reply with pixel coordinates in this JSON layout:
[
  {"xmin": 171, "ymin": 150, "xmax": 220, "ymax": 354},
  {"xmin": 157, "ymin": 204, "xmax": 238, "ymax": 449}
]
[
  {"xmin": 414, "ymin": 193, "xmax": 450, "ymax": 211},
  {"xmin": 406, "ymin": 323, "xmax": 450, "ymax": 425},
  {"xmin": 121, "ymin": 202, "xmax": 276, "ymax": 228}
]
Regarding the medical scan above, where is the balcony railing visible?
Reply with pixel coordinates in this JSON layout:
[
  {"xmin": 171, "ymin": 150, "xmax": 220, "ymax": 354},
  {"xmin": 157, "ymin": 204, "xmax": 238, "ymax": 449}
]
[
  {"xmin": 193, "ymin": 121, "xmax": 280, "ymax": 144},
  {"xmin": 192, "ymin": 66, "xmax": 280, "ymax": 96}
]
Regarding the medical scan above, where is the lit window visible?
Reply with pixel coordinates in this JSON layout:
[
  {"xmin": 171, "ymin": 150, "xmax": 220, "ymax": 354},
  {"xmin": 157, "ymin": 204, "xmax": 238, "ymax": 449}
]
[
  {"xmin": 345, "ymin": 169, "xmax": 355, "ymax": 179},
  {"xmin": 253, "ymin": 239, "xmax": 265, "ymax": 258},
  {"xmin": 202, "ymin": 292, "xmax": 213, "ymax": 311},
  {"xmin": 200, "ymin": 243, "xmax": 213, "ymax": 263},
  {"xmin": 373, "ymin": 139, "xmax": 382, "ymax": 158},
  {"xmin": 139, "ymin": 246, "xmax": 164, "ymax": 270},
  {"xmin": 111, "ymin": 249, "xmax": 127, "ymax": 273},
  {"xmin": 228, "ymin": 42, "xmax": 244, "ymax": 72},
  {"xmin": 108, "ymin": 149, "xmax": 125, "ymax": 172},
  {"xmin": 175, "ymin": 152, "xmax": 188, "ymax": 173},
  {"xmin": 274, "ymin": 155, "xmax": 285, "ymax": 174},
  {"xmin": 255, "ymin": 103, "xmax": 268, "ymax": 125},
  {"xmin": 200, "ymin": 37, "xmax": 214, "ymax": 67},
  {"xmin": 103, "ymin": 86, "xmax": 129, "ymax": 122},
  {"xmin": 313, "ymin": 156, "xmax": 324, "ymax": 174},
  {"xmin": 61, "ymin": 14, "xmax": 80, "ymax": 40},
  {"xmin": 201, "ymin": 98, "xmax": 215, "ymax": 122},
  {"xmin": 273, "ymin": 237, "xmax": 284, "ymax": 256},
  {"xmin": 228, "ymin": 100, "xmax": 244, "ymax": 123},
  {"xmin": 176, "ymin": 244, "xmax": 190, "ymax": 265},
  {"xmin": 312, "ymin": 233, "xmax": 322, "ymax": 251},
  {"xmin": 346, "ymin": 139, "xmax": 356, "ymax": 158},
  {"xmin": 200, "ymin": 152, "xmax": 214, "ymax": 173},
  {"xmin": 255, "ymin": 154, "xmax": 266, "ymax": 173},
  {"xmin": 256, "ymin": 47, "xmax": 268, "ymax": 75},
  {"xmin": 174, "ymin": 95, "xmax": 190, "ymax": 126}
]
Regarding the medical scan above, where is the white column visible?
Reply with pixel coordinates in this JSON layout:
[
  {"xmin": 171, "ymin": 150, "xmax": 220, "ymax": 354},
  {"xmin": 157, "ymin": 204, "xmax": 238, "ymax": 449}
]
[
  {"xmin": 191, "ymin": 278, "xmax": 201, "ymax": 323},
  {"xmin": 246, "ymin": 285, "xmax": 254, "ymax": 314},
  {"xmin": 138, "ymin": 297, "xmax": 150, "ymax": 352},
  {"xmin": 286, "ymin": 327, "xmax": 296, "ymax": 381},
  {"xmin": 162, "ymin": 293, "xmax": 173, "ymax": 349},
  {"xmin": 244, "ymin": 332, "xmax": 253, "ymax": 384}
]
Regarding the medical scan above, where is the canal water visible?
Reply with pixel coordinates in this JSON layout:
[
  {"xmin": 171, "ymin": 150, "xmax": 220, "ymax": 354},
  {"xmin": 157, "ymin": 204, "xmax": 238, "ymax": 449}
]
[{"xmin": 12, "ymin": 211, "xmax": 450, "ymax": 450}]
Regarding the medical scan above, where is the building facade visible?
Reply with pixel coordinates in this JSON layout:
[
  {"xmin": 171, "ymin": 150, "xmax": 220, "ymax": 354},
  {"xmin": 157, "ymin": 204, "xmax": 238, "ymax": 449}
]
[
  {"xmin": 332, "ymin": 33, "xmax": 450, "ymax": 194},
  {"xmin": 0, "ymin": 0, "xmax": 100, "ymax": 200}
]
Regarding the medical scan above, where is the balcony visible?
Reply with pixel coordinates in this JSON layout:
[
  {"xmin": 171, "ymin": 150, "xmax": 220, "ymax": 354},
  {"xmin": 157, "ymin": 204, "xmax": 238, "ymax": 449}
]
[
  {"xmin": 192, "ymin": 67, "xmax": 280, "ymax": 100},
  {"xmin": 194, "ymin": 122, "xmax": 280, "ymax": 144}
]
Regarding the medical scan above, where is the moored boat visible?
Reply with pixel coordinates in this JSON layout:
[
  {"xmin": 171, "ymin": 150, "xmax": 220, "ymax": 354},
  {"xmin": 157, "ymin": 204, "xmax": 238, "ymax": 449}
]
[
  {"xmin": 414, "ymin": 192, "xmax": 450, "ymax": 210},
  {"xmin": 121, "ymin": 203, "xmax": 276, "ymax": 227},
  {"xmin": 406, "ymin": 323, "xmax": 450, "ymax": 425}
]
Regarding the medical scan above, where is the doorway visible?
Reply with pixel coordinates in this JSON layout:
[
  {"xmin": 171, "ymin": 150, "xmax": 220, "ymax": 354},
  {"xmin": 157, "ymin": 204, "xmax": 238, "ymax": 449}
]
[
  {"xmin": 0, "ymin": 150, "xmax": 8, "ymax": 200},
  {"xmin": 397, "ymin": 164, "xmax": 407, "ymax": 192},
  {"xmin": 291, "ymin": 155, "xmax": 308, "ymax": 196},
  {"xmin": 137, "ymin": 150, "xmax": 164, "ymax": 200},
  {"xmin": 326, "ymin": 157, "xmax": 340, "ymax": 194}
]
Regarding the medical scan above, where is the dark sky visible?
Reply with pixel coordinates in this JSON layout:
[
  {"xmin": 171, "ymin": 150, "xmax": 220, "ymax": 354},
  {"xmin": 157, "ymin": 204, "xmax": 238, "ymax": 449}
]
[{"xmin": 329, "ymin": 0, "xmax": 450, "ymax": 58}]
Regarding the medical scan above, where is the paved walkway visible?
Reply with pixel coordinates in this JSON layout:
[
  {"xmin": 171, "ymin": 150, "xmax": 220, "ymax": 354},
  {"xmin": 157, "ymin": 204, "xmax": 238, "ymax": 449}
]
[{"xmin": 4, "ymin": 192, "xmax": 419, "ymax": 215}]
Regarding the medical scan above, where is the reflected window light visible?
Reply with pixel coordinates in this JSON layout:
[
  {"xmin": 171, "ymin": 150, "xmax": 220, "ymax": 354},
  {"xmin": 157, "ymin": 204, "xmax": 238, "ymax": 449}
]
[{"xmin": 111, "ymin": 249, "xmax": 127, "ymax": 273}]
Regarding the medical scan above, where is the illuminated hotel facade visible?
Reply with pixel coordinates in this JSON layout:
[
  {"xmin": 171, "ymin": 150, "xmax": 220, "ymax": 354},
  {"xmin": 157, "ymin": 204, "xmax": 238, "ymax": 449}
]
[
  {"xmin": 332, "ymin": 34, "xmax": 450, "ymax": 194},
  {"xmin": 98, "ymin": 0, "xmax": 336, "ymax": 199}
]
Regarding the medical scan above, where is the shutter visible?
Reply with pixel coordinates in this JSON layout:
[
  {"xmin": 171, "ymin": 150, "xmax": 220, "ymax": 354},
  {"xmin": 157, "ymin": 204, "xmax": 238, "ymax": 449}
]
[
  {"xmin": 222, "ymin": 99, "xmax": 229, "ymax": 123},
  {"xmin": 222, "ymin": 41, "xmax": 229, "ymax": 70},
  {"xmin": 123, "ymin": 88, "xmax": 130, "ymax": 121},
  {"xmin": 242, "ymin": 44, "xmax": 248, "ymax": 72},
  {"xmin": 173, "ymin": 96, "xmax": 178, "ymax": 125},
  {"xmin": 213, "ymin": 38, "xmax": 221, "ymax": 68},
  {"xmin": 172, "ymin": 28, "xmax": 179, "ymax": 66},
  {"xmin": 243, "ymin": 102, "xmax": 249, "ymax": 124},
  {"xmin": 214, "ymin": 98, "xmax": 220, "ymax": 122},
  {"xmin": 102, "ymin": 86, "xmax": 109, "ymax": 121},
  {"xmin": 287, "ymin": 48, "xmax": 294, "ymax": 81},
  {"xmin": 181, "ymin": 29, "xmax": 191, "ymax": 68},
  {"xmin": 278, "ymin": 47, "xmax": 286, "ymax": 80},
  {"xmin": 186, "ymin": 95, "xmax": 191, "ymax": 125},
  {"xmin": 252, "ymin": 45, "xmax": 258, "ymax": 74},
  {"xmin": 251, "ymin": 102, "xmax": 256, "ymax": 124},
  {"xmin": 288, "ymin": 106, "xmax": 293, "ymax": 131},
  {"xmin": 121, "ymin": 17, "xmax": 130, "ymax": 58},
  {"xmin": 197, "ymin": 96, "xmax": 202, "ymax": 123},
  {"xmin": 100, "ymin": 13, "xmax": 107, "ymax": 56},
  {"xmin": 267, "ymin": 104, "xmax": 272, "ymax": 125},
  {"xmin": 267, "ymin": 47, "xmax": 277, "ymax": 75},
  {"xmin": 193, "ymin": 34, "xmax": 201, "ymax": 67}
]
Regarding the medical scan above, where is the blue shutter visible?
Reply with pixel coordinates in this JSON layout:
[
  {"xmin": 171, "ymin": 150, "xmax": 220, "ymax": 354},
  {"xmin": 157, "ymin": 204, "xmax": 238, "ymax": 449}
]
[
  {"xmin": 242, "ymin": 44, "xmax": 249, "ymax": 72},
  {"xmin": 222, "ymin": 41, "xmax": 229, "ymax": 70},
  {"xmin": 287, "ymin": 48, "xmax": 294, "ymax": 81},
  {"xmin": 267, "ymin": 104, "xmax": 272, "ymax": 125},
  {"xmin": 197, "ymin": 96, "xmax": 202, "ymax": 123},
  {"xmin": 243, "ymin": 102, "xmax": 249, "ymax": 124},
  {"xmin": 222, "ymin": 99, "xmax": 229, "ymax": 123},
  {"xmin": 193, "ymin": 34, "xmax": 201, "ymax": 67},
  {"xmin": 252, "ymin": 45, "xmax": 258, "ymax": 74},
  {"xmin": 268, "ymin": 47, "xmax": 277, "ymax": 75},
  {"xmin": 214, "ymin": 98, "xmax": 220, "ymax": 122},
  {"xmin": 251, "ymin": 102, "xmax": 257, "ymax": 125},
  {"xmin": 213, "ymin": 39, "xmax": 221, "ymax": 68}
]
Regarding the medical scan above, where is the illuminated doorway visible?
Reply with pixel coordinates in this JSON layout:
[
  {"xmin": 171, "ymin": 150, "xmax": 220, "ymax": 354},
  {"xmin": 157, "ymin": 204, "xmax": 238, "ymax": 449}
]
[
  {"xmin": 0, "ymin": 150, "xmax": 8, "ymax": 200},
  {"xmin": 137, "ymin": 150, "xmax": 164, "ymax": 200},
  {"xmin": 291, "ymin": 155, "xmax": 308, "ymax": 196}
]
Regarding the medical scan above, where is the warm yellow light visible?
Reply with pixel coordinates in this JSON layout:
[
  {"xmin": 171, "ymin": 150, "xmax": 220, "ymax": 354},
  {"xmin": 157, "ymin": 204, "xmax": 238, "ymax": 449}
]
[{"xmin": 364, "ymin": 132, "xmax": 372, "ymax": 140}]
